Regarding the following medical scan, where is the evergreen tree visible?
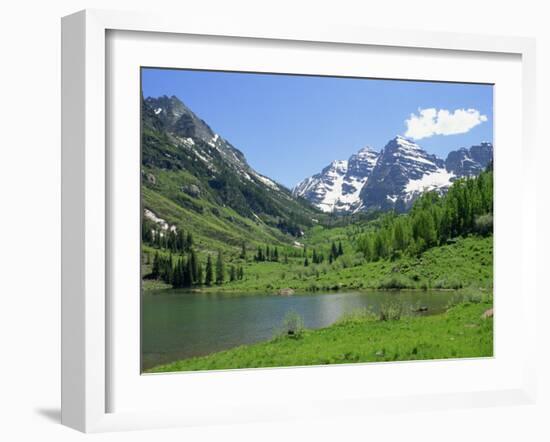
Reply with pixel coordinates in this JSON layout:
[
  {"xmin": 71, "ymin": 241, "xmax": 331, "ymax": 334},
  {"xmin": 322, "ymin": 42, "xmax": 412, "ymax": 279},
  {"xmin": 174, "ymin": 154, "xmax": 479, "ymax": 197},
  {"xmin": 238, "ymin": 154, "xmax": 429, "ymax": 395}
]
[
  {"xmin": 392, "ymin": 219, "xmax": 407, "ymax": 251},
  {"xmin": 337, "ymin": 241, "xmax": 344, "ymax": 256},
  {"xmin": 172, "ymin": 258, "xmax": 185, "ymax": 288},
  {"xmin": 304, "ymin": 256, "xmax": 309, "ymax": 267},
  {"xmin": 171, "ymin": 259, "xmax": 179, "ymax": 288},
  {"xmin": 331, "ymin": 242, "xmax": 338, "ymax": 260},
  {"xmin": 189, "ymin": 249, "xmax": 199, "ymax": 283},
  {"xmin": 215, "ymin": 250, "xmax": 224, "ymax": 285},
  {"xmin": 256, "ymin": 246, "xmax": 264, "ymax": 262},
  {"xmin": 273, "ymin": 247, "xmax": 279, "ymax": 262},
  {"xmin": 205, "ymin": 255, "xmax": 213, "ymax": 286},
  {"xmin": 142, "ymin": 219, "xmax": 154, "ymax": 244},
  {"xmin": 229, "ymin": 265, "xmax": 236, "ymax": 282},
  {"xmin": 168, "ymin": 230, "xmax": 177, "ymax": 252},
  {"xmin": 176, "ymin": 230, "xmax": 186, "ymax": 253},
  {"xmin": 151, "ymin": 252, "xmax": 160, "ymax": 279},
  {"xmin": 161, "ymin": 254, "xmax": 173, "ymax": 284},
  {"xmin": 197, "ymin": 262, "xmax": 204, "ymax": 285},
  {"xmin": 186, "ymin": 232, "xmax": 193, "ymax": 251},
  {"xmin": 183, "ymin": 257, "xmax": 193, "ymax": 287},
  {"xmin": 240, "ymin": 242, "xmax": 247, "ymax": 260}
]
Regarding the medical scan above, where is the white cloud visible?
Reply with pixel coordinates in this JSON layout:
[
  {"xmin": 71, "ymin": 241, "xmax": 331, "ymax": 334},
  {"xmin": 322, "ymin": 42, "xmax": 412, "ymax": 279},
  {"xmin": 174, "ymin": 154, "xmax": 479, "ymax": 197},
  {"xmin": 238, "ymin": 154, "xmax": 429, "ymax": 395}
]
[{"xmin": 404, "ymin": 108, "xmax": 488, "ymax": 140}]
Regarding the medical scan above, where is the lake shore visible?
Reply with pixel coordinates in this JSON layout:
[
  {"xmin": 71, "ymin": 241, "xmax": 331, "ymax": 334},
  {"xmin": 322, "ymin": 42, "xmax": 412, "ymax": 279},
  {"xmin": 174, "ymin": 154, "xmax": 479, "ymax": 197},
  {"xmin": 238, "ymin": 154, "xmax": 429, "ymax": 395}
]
[
  {"xmin": 145, "ymin": 300, "xmax": 493, "ymax": 373},
  {"xmin": 142, "ymin": 285, "xmax": 491, "ymax": 298}
]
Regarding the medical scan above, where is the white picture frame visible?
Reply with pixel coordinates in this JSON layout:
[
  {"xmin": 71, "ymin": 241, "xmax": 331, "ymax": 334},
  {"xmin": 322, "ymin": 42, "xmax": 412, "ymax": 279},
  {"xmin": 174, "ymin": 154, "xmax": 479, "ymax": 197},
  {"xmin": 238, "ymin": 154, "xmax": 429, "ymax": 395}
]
[{"xmin": 61, "ymin": 9, "xmax": 537, "ymax": 433}]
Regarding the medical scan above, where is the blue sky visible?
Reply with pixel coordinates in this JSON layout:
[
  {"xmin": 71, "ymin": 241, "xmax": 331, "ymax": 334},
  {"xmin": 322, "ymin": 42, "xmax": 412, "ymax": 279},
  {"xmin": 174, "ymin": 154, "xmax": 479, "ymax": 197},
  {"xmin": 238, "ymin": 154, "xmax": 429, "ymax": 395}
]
[{"xmin": 142, "ymin": 68, "xmax": 493, "ymax": 188}]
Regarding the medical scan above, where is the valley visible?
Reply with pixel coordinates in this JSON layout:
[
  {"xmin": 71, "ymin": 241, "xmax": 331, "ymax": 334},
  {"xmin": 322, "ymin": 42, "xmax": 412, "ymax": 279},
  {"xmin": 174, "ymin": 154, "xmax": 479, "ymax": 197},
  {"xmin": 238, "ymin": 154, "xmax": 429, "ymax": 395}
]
[{"xmin": 140, "ymin": 92, "xmax": 493, "ymax": 372}]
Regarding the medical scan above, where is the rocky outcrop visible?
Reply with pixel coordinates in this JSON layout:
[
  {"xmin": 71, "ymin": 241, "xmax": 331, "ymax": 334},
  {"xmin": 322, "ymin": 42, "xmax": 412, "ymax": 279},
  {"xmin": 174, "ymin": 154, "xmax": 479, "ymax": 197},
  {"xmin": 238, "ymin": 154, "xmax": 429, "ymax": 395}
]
[{"xmin": 277, "ymin": 288, "xmax": 295, "ymax": 296}]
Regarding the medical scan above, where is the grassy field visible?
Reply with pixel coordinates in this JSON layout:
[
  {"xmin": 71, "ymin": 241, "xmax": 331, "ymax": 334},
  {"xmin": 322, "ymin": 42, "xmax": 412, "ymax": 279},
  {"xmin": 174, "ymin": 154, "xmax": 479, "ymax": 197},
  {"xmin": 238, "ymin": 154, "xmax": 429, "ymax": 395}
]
[
  {"xmin": 142, "ymin": 235, "xmax": 493, "ymax": 293},
  {"xmin": 147, "ymin": 300, "xmax": 493, "ymax": 372}
]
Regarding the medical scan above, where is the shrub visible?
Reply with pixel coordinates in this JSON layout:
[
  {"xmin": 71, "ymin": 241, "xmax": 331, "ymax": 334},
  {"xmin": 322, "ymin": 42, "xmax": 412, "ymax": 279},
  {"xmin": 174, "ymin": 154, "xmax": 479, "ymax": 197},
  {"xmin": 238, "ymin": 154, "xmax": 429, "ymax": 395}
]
[
  {"xmin": 445, "ymin": 289, "xmax": 493, "ymax": 310},
  {"xmin": 379, "ymin": 301, "xmax": 404, "ymax": 321},
  {"xmin": 339, "ymin": 255, "xmax": 353, "ymax": 269},
  {"xmin": 280, "ymin": 310, "xmax": 305, "ymax": 339},
  {"xmin": 474, "ymin": 214, "xmax": 493, "ymax": 236}
]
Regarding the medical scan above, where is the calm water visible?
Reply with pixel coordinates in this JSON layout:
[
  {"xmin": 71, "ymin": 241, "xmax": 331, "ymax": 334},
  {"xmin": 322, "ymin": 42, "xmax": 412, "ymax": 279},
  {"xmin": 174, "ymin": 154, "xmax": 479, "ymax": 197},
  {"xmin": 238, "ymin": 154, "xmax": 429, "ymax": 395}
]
[{"xmin": 141, "ymin": 290, "xmax": 463, "ymax": 370}]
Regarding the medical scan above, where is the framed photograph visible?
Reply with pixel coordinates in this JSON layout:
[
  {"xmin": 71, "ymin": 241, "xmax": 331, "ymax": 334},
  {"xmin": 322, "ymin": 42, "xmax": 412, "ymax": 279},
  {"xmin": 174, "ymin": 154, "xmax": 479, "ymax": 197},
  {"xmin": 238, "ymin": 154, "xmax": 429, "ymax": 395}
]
[{"xmin": 61, "ymin": 9, "xmax": 537, "ymax": 432}]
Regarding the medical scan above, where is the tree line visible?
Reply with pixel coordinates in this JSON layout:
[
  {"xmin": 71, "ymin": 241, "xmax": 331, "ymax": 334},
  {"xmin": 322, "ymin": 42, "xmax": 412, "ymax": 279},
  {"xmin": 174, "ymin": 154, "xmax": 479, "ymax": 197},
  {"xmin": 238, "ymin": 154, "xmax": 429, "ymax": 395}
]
[
  {"xmin": 304, "ymin": 241, "xmax": 344, "ymax": 266},
  {"xmin": 147, "ymin": 249, "xmax": 244, "ymax": 288},
  {"xmin": 251, "ymin": 239, "xmax": 344, "ymax": 267},
  {"xmin": 254, "ymin": 245, "xmax": 280, "ymax": 262},
  {"xmin": 357, "ymin": 169, "xmax": 493, "ymax": 262},
  {"xmin": 142, "ymin": 219, "xmax": 194, "ymax": 253}
]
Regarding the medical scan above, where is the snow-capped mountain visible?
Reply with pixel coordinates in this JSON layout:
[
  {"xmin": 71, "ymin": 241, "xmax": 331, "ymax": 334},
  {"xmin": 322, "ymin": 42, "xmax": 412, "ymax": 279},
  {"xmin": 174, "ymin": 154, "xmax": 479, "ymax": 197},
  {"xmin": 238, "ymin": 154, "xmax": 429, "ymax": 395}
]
[
  {"xmin": 445, "ymin": 142, "xmax": 493, "ymax": 177},
  {"xmin": 144, "ymin": 95, "xmax": 281, "ymax": 190},
  {"xmin": 359, "ymin": 136, "xmax": 450, "ymax": 212},
  {"xmin": 292, "ymin": 147, "xmax": 378, "ymax": 212},
  {"xmin": 294, "ymin": 135, "xmax": 493, "ymax": 213}
]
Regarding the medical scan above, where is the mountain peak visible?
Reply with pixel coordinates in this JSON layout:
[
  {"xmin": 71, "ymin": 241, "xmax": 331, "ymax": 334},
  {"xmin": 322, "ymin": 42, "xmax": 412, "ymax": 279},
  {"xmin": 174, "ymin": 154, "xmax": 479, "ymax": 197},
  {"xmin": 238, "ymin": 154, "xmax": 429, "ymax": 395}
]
[
  {"xmin": 357, "ymin": 145, "xmax": 377, "ymax": 153},
  {"xmin": 145, "ymin": 94, "xmax": 215, "ymax": 142},
  {"xmin": 294, "ymin": 145, "xmax": 381, "ymax": 213},
  {"xmin": 324, "ymin": 160, "xmax": 348, "ymax": 174},
  {"xmin": 391, "ymin": 135, "xmax": 421, "ymax": 150}
]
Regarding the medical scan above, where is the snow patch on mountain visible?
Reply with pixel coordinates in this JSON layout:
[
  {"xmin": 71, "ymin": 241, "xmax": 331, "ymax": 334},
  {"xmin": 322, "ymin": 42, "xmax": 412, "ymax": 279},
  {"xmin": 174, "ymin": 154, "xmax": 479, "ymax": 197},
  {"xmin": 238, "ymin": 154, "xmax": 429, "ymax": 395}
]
[
  {"xmin": 317, "ymin": 176, "xmax": 346, "ymax": 212},
  {"xmin": 144, "ymin": 208, "xmax": 177, "ymax": 232},
  {"xmin": 208, "ymin": 133, "xmax": 220, "ymax": 147},
  {"xmin": 393, "ymin": 135, "xmax": 422, "ymax": 150},
  {"xmin": 339, "ymin": 176, "xmax": 366, "ymax": 205},
  {"xmin": 254, "ymin": 172, "xmax": 279, "ymax": 190},
  {"xmin": 192, "ymin": 149, "xmax": 212, "ymax": 166},
  {"xmin": 404, "ymin": 168, "xmax": 455, "ymax": 197}
]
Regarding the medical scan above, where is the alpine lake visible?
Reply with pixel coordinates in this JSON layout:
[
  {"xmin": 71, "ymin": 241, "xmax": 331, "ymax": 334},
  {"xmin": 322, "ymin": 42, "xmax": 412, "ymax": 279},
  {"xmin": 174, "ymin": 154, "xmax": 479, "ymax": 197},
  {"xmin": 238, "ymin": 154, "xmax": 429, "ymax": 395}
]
[{"xmin": 141, "ymin": 289, "xmax": 465, "ymax": 370}]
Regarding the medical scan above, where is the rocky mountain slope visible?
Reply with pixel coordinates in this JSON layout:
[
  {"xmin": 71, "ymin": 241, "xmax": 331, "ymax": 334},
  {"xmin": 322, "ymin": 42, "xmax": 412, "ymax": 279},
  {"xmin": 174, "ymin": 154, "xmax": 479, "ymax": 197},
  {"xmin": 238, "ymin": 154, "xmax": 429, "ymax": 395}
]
[
  {"xmin": 141, "ymin": 95, "xmax": 321, "ymax": 247},
  {"xmin": 445, "ymin": 142, "xmax": 493, "ymax": 176},
  {"xmin": 294, "ymin": 136, "xmax": 493, "ymax": 213},
  {"xmin": 292, "ymin": 147, "xmax": 378, "ymax": 212}
]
